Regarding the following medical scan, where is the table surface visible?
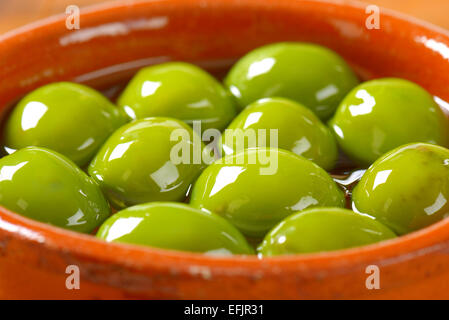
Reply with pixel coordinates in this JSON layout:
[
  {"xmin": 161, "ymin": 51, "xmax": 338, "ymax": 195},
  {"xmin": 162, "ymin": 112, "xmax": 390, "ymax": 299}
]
[{"xmin": 0, "ymin": 0, "xmax": 448, "ymax": 34}]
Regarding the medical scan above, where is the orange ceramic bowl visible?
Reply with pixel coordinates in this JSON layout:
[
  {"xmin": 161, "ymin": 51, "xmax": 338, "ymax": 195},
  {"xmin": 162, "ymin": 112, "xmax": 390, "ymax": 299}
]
[{"xmin": 2, "ymin": 0, "xmax": 449, "ymax": 300}]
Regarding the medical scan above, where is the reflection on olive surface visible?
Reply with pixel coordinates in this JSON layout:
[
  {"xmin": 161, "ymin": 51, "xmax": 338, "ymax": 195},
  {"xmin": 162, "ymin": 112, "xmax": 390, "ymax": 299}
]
[
  {"xmin": 225, "ymin": 42, "xmax": 359, "ymax": 120},
  {"xmin": 353, "ymin": 143, "xmax": 449, "ymax": 235},
  {"xmin": 258, "ymin": 207, "xmax": 396, "ymax": 256},
  {"xmin": 3, "ymin": 82, "xmax": 127, "ymax": 166},
  {"xmin": 118, "ymin": 62, "xmax": 237, "ymax": 133},
  {"xmin": 0, "ymin": 147, "xmax": 110, "ymax": 233},
  {"xmin": 97, "ymin": 202, "xmax": 254, "ymax": 255},
  {"xmin": 329, "ymin": 78, "xmax": 449, "ymax": 166},
  {"xmin": 88, "ymin": 117, "xmax": 205, "ymax": 209},
  {"xmin": 220, "ymin": 97, "xmax": 339, "ymax": 170},
  {"xmin": 190, "ymin": 148, "xmax": 345, "ymax": 238}
]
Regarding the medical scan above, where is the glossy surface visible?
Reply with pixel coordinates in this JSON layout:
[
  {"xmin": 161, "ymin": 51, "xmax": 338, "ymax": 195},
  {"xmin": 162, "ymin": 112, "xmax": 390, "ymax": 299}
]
[
  {"xmin": 259, "ymin": 207, "xmax": 396, "ymax": 256},
  {"xmin": 0, "ymin": 147, "xmax": 110, "ymax": 233},
  {"xmin": 353, "ymin": 143, "xmax": 449, "ymax": 235},
  {"xmin": 190, "ymin": 148, "xmax": 345, "ymax": 237},
  {"xmin": 329, "ymin": 78, "xmax": 449, "ymax": 166},
  {"xmin": 3, "ymin": 82, "xmax": 126, "ymax": 166},
  {"xmin": 118, "ymin": 62, "xmax": 237, "ymax": 132},
  {"xmin": 225, "ymin": 42, "xmax": 359, "ymax": 120},
  {"xmin": 220, "ymin": 97, "xmax": 338, "ymax": 170},
  {"xmin": 89, "ymin": 117, "xmax": 205, "ymax": 209},
  {"xmin": 97, "ymin": 202, "xmax": 254, "ymax": 255}
]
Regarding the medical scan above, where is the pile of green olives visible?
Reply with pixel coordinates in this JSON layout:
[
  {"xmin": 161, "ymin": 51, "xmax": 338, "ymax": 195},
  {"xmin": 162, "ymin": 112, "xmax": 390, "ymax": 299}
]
[{"xmin": 2, "ymin": 41, "xmax": 449, "ymax": 257}]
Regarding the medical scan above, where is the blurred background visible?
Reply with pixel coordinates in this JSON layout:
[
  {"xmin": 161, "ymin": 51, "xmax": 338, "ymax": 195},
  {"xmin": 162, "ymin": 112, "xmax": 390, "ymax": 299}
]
[{"xmin": 0, "ymin": 0, "xmax": 448, "ymax": 34}]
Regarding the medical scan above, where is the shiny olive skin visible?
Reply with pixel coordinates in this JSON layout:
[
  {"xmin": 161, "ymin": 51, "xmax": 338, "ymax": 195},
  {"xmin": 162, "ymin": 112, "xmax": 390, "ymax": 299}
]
[
  {"xmin": 190, "ymin": 148, "xmax": 345, "ymax": 237},
  {"xmin": 224, "ymin": 42, "xmax": 359, "ymax": 120},
  {"xmin": 88, "ymin": 117, "xmax": 205, "ymax": 209},
  {"xmin": 353, "ymin": 143, "xmax": 449, "ymax": 235},
  {"xmin": 97, "ymin": 202, "xmax": 254, "ymax": 255},
  {"xmin": 220, "ymin": 97, "xmax": 338, "ymax": 170},
  {"xmin": 3, "ymin": 82, "xmax": 126, "ymax": 166},
  {"xmin": 118, "ymin": 62, "xmax": 237, "ymax": 132},
  {"xmin": 329, "ymin": 78, "xmax": 449, "ymax": 166},
  {"xmin": 0, "ymin": 147, "xmax": 110, "ymax": 233},
  {"xmin": 258, "ymin": 207, "xmax": 396, "ymax": 256}
]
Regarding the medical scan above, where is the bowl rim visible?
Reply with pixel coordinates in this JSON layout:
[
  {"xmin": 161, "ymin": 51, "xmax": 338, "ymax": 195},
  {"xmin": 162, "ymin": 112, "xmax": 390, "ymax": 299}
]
[{"xmin": 2, "ymin": 0, "xmax": 449, "ymax": 276}]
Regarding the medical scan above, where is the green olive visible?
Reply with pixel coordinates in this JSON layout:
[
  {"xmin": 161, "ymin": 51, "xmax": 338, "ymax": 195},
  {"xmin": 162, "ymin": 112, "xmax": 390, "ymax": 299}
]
[
  {"xmin": 0, "ymin": 147, "xmax": 110, "ymax": 233},
  {"xmin": 329, "ymin": 78, "xmax": 449, "ymax": 166},
  {"xmin": 224, "ymin": 42, "xmax": 359, "ymax": 120},
  {"xmin": 220, "ymin": 97, "xmax": 338, "ymax": 170},
  {"xmin": 190, "ymin": 148, "xmax": 345, "ymax": 237},
  {"xmin": 118, "ymin": 62, "xmax": 237, "ymax": 132},
  {"xmin": 353, "ymin": 143, "xmax": 449, "ymax": 235},
  {"xmin": 258, "ymin": 207, "xmax": 396, "ymax": 256},
  {"xmin": 88, "ymin": 117, "xmax": 205, "ymax": 209},
  {"xmin": 3, "ymin": 82, "xmax": 126, "ymax": 166},
  {"xmin": 96, "ymin": 202, "xmax": 254, "ymax": 255}
]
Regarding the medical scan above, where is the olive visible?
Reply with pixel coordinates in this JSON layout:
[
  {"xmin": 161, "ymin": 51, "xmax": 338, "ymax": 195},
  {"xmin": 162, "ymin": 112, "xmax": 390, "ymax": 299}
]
[
  {"xmin": 96, "ymin": 202, "xmax": 254, "ymax": 255},
  {"xmin": 3, "ymin": 82, "xmax": 126, "ymax": 166},
  {"xmin": 190, "ymin": 148, "xmax": 345, "ymax": 237},
  {"xmin": 258, "ymin": 207, "xmax": 396, "ymax": 256},
  {"xmin": 0, "ymin": 147, "xmax": 110, "ymax": 233},
  {"xmin": 220, "ymin": 97, "xmax": 338, "ymax": 170},
  {"xmin": 224, "ymin": 42, "xmax": 359, "ymax": 119},
  {"xmin": 88, "ymin": 117, "xmax": 205, "ymax": 209},
  {"xmin": 353, "ymin": 143, "xmax": 449, "ymax": 235},
  {"xmin": 118, "ymin": 62, "xmax": 237, "ymax": 132},
  {"xmin": 329, "ymin": 78, "xmax": 449, "ymax": 166}
]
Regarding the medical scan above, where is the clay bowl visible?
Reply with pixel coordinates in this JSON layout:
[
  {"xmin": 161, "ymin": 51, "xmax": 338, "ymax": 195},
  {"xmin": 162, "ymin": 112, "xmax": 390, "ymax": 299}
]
[{"xmin": 2, "ymin": 0, "xmax": 449, "ymax": 300}]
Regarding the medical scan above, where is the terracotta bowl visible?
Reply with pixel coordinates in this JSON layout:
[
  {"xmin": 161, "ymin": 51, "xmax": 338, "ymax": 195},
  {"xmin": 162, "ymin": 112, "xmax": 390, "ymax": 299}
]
[{"xmin": 2, "ymin": 0, "xmax": 449, "ymax": 300}]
